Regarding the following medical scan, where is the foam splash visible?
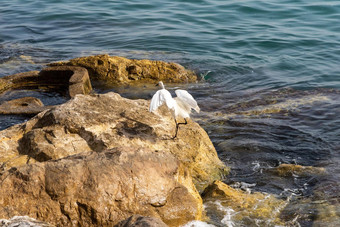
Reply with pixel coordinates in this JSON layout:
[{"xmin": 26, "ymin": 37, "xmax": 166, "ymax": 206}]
[{"xmin": 181, "ymin": 220, "xmax": 215, "ymax": 227}]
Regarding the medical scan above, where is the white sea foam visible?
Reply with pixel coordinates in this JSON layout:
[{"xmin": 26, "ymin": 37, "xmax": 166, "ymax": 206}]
[
  {"xmin": 181, "ymin": 220, "xmax": 216, "ymax": 227},
  {"xmin": 213, "ymin": 201, "xmax": 236, "ymax": 227}
]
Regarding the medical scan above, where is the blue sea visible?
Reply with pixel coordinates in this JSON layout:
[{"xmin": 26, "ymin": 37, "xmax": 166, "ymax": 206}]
[{"xmin": 1, "ymin": 0, "xmax": 340, "ymax": 226}]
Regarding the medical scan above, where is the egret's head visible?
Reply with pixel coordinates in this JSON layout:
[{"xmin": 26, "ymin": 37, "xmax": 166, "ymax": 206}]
[{"xmin": 157, "ymin": 81, "xmax": 165, "ymax": 89}]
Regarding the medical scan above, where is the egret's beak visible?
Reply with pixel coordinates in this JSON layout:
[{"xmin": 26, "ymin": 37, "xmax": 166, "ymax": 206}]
[{"xmin": 155, "ymin": 83, "xmax": 159, "ymax": 87}]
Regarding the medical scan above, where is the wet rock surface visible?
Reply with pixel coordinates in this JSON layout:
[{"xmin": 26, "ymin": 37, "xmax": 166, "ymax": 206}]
[
  {"xmin": 0, "ymin": 66, "xmax": 92, "ymax": 99},
  {"xmin": 272, "ymin": 163, "xmax": 326, "ymax": 177},
  {"xmin": 115, "ymin": 215, "xmax": 168, "ymax": 227},
  {"xmin": 49, "ymin": 54, "xmax": 197, "ymax": 84},
  {"xmin": 0, "ymin": 216, "xmax": 53, "ymax": 227},
  {"xmin": 202, "ymin": 180, "xmax": 288, "ymax": 226},
  {"xmin": 0, "ymin": 97, "xmax": 48, "ymax": 115},
  {"xmin": 0, "ymin": 92, "xmax": 226, "ymax": 226}
]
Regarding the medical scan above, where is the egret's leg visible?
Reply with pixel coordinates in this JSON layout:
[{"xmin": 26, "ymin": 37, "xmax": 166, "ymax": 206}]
[
  {"xmin": 173, "ymin": 119, "xmax": 179, "ymax": 139},
  {"xmin": 173, "ymin": 118, "xmax": 187, "ymax": 139}
]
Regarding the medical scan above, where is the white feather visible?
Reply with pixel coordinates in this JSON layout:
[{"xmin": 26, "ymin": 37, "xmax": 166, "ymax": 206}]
[
  {"xmin": 149, "ymin": 82, "xmax": 200, "ymax": 118},
  {"xmin": 149, "ymin": 89, "xmax": 175, "ymax": 112},
  {"xmin": 175, "ymin": 89, "xmax": 200, "ymax": 113}
]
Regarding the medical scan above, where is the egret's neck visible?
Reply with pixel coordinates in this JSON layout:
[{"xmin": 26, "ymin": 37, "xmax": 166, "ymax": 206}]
[{"xmin": 159, "ymin": 81, "xmax": 165, "ymax": 89}]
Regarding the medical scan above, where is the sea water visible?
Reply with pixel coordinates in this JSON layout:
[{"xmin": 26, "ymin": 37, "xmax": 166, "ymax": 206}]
[{"xmin": 1, "ymin": 0, "xmax": 340, "ymax": 226}]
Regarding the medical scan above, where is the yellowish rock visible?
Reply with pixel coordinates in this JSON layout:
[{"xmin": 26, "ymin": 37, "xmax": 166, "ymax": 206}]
[
  {"xmin": 49, "ymin": 54, "xmax": 197, "ymax": 84},
  {"xmin": 202, "ymin": 180, "xmax": 288, "ymax": 226},
  {"xmin": 273, "ymin": 164, "xmax": 326, "ymax": 177},
  {"xmin": 0, "ymin": 92, "xmax": 227, "ymax": 226}
]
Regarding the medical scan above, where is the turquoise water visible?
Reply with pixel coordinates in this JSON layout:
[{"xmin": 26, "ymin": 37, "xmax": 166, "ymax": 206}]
[
  {"xmin": 1, "ymin": 0, "xmax": 340, "ymax": 226},
  {"xmin": 1, "ymin": 0, "xmax": 340, "ymax": 89}
]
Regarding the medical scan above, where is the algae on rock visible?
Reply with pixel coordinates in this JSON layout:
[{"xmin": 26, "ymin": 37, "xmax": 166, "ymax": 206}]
[
  {"xmin": 49, "ymin": 54, "xmax": 197, "ymax": 84},
  {"xmin": 202, "ymin": 180, "xmax": 288, "ymax": 226}
]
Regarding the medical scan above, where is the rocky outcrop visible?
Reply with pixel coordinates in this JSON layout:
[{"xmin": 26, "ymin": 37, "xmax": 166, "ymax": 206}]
[
  {"xmin": 202, "ymin": 180, "xmax": 288, "ymax": 226},
  {"xmin": 0, "ymin": 148, "xmax": 199, "ymax": 226},
  {"xmin": 0, "ymin": 92, "xmax": 227, "ymax": 226},
  {"xmin": 0, "ymin": 71, "xmax": 40, "ymax": 93},
  {"xmin": 0, "ymin": 66, "xmax": 92, "ymax": 99},
  {"xmin": 49, "ymin": 54, "xmax": 197, "ymax": 84}
]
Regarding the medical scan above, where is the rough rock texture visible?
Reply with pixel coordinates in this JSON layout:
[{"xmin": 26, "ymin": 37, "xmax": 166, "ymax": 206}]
[
  {"xmin": 272, "ymin": 163, "xmax": 326, "ymax": 177},
  {"xmin": 0, "ymin": 92, "xmax": 227, "ymax": 189},
  {"xmin": 49, "ymin": 54, "xmax": 197, "ymax": 84},
  {"xmin": 0, "ymin": 71, "xmax": 40, "ymax": 93},
  {"xmin": 282, "ymin": 197, "xmax": 340, "ymax": 227},
  {"xmin": 115, "ymin": 215, "xmax": 168, "ymax": 227},
  {"xmin": 39, "ymin": 66, "xmax": 92, "ymax": 98},
  {"xmin": 0, "ymin": 66, "xmax": 92, "ymax": 99},
  {"xmin": 0, "ymin": 92, "xmax": 227, "ymax": 226},
  {"xmin": 0, "ymin": 148, "xmax": 198, "ymax": 226},
  {"xmin": 202, "ymin": 180, "xmax": 288, "ymax": 226},
  {"xmin": 0, "ymin": 97, "xmax": 49, "ymax": 115}
]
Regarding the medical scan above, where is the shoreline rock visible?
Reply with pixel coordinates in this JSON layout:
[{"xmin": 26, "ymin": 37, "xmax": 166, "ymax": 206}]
[
  {"xmin": 49, "ymin": 54, "xmax": 197, "ymax": 84},
  {"xmin": 202, "ymin": 180, "xmax": 288, "ymax": 226},
  {"xmin": 272, "ymin": 163, "xmax": 326, "ymax": 177},
  {"xmin": 0, "ymin": 66, "xmax": 92, "ymax": 99},
  {"xmin": 0, "ymin": 92, "xmax": 227, "ymax": 226},
  {"xmin": 0, "ymin": 148, "xmax": 200, "ymax": 226}
]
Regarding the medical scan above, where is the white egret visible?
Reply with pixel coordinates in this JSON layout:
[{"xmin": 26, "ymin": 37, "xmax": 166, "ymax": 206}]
[{"xmin": 149, "ymin": 81, "xmax": 200, "ymax": 138}]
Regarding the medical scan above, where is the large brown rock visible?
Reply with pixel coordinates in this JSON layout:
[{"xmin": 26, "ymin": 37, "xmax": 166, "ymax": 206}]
[
  {"xmin": 0, "ymin": 92, "xmax": 227, "ymax": 226},
  {"xmin": 0, "ymin": 148, "xmax": 198, "ymax": 226},
  {"xmin": 49, "ymin": 54, "xmax": 197, "ymax": 84}
]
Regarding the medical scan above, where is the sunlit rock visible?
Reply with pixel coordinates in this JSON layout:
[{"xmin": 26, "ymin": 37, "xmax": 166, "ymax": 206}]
[
  {"xmin": 272, "ymin": 163, "xmax": 326, "ymax": 177},
  {"xmin": 0, "ymin": 97, "xmax": 48, "ymax": 115},
  {"xmin": 0, "ymin": 92, "xmax": 227, "ymax": 226},
  {"xmin": 49, "ymin": 54, "xmax": 197, "ymax": 84}
]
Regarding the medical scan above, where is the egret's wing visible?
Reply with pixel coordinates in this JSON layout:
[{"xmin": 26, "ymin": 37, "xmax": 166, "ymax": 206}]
[
  {"xmin": 149, "ymin": 89, "xmax": 175, "ymax": 112},
  {"xmin": 175, "ymin": 89, "xmax": 200, "ymax": 113}
]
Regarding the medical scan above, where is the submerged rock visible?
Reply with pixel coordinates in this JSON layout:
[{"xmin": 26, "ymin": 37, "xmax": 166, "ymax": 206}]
[
  {"xmin": 281, "ymin": 198, "xmax": 340, "ymax": 227},
  {"xmin": 272, "ymin": 164, "xmax": 326, "ymax": 177},
  {"xmin": 0, "ymin": 97, "xmax": 48, "ymax": 115},
  {"xmin": 0, "ymin": 92, "xmax": 227, "ymax": 226},
  {"xmin": 202, "ymin": 180, "xmax": 288, "ymax": 226},
  {"xmin": 115, "ymin": 215, "xmax": 168, "ymax": 227},
  {"xmin": 49, "ymin": 54, "xmax": 197, "ymax": 84}
]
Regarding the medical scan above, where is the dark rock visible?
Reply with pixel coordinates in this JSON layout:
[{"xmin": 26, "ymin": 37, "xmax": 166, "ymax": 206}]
[
  {"xmin": 115, "ymin": 215, "xmax": 168, "ymax": 227},
  {"xmin": 0, "ymin": 66, "xmax": 92, "ymax": 99}
]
